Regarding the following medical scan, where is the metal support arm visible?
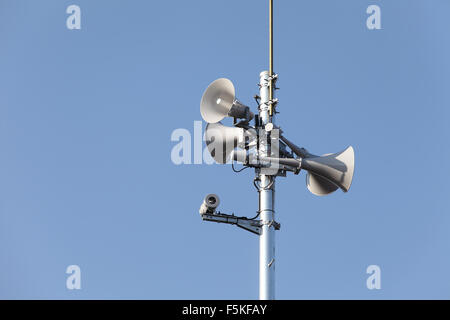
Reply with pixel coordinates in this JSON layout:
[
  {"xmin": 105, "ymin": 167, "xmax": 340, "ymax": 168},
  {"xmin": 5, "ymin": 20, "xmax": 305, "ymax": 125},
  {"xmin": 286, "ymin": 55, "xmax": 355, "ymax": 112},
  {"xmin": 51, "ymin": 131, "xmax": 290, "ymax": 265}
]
[{"xmin": 200, "ymin": 212, "xmax": 280, "ymax": 235}]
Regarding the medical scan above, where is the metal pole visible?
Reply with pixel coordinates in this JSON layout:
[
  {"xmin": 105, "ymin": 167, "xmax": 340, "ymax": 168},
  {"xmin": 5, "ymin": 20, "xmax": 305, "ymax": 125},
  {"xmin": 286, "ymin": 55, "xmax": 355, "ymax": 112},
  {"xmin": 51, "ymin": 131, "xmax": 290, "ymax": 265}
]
[
  {"xmin": 258, "ymin": 71, "xmax": 275, "ymax": 300},
  {"xmin": 257, "ymin": 0, "xmax": 276, "ymax": 301}
]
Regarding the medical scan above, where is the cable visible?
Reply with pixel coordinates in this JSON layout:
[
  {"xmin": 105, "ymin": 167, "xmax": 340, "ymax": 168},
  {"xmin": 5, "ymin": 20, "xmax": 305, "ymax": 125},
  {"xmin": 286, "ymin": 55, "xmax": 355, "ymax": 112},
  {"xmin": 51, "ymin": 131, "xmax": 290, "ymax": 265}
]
[
  {"xmin": 232, "ymin": 161, "xmax": 249, "ymax": 173},
  {"xmin": 228, "ymin": 211, "xmax": 260, "ymax": 221},
  {"xmin": 246, "ymin": 211, "xmax": 260, "ymax": 220},
  {"xmin": 253, "ymin": 177, "xmax": 261, "ymax": 191},
  {"xmin": 264, "ymin": 177, "xmax": 274, "ymax": 190}
]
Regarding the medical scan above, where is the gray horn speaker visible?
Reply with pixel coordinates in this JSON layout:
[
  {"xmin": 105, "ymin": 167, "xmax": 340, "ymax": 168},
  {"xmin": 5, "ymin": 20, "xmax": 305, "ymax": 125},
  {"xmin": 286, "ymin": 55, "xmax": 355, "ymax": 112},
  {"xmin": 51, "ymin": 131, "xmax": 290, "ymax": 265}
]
[
  {"xmin": 200, "ymin": 78, "xmax": 254, "ymax": 123},
  {"xmin": 280, "ymin": 136, "xmax": 354, "ymax": 196},
  {"xmin": 204, "ymin": 122, "xmax": 246, "ymax": 164},
  {"xmin": 302, "ymin": 146, "xmax": 355, "ymax": 195}
]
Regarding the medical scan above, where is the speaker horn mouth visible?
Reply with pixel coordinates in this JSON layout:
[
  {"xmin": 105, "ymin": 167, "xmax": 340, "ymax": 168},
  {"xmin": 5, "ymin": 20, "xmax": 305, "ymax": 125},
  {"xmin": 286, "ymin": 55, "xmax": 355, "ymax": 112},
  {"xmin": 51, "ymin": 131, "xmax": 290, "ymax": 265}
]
[
  {"xmin": 301, "ymin": 146, "xmax": 355, "ymax": 193},
  {"xmin": 200, "ymin": 78, "xmax": 252, "ymax": 123},
  {"xmin": 306, "ymin": 173, "xmax": 339, "ymax": 196},
  {"xmin": 204, "ymin": 122, "xmax": 245, "ymax": 164}
]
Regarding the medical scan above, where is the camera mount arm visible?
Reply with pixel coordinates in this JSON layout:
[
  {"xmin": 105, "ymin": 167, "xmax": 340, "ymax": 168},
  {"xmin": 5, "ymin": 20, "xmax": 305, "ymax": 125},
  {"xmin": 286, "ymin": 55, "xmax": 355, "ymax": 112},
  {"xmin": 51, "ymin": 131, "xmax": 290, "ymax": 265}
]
[{"xmin": 200, "ymin": 211, "xmax": 280, "ymax": 235}]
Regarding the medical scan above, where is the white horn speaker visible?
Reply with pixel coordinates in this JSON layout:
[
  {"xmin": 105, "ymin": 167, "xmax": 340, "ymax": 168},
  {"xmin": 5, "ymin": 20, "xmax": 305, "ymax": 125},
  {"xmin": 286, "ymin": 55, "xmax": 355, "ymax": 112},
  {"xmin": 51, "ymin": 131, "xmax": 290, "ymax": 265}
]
[
  {"xmin": 200, "ymin": 78, "xmax": 254, "ymax": 123},
  {"xmin": 302, "ymin": 146, "xmax": 355, "ymax": 195},
  {"xmin": 281, "ymin": 136, "xmax": 354, "ymax": 196},
  {"xmin": 204, "ymin": 122, "xmax": 245, "ymax": 164}
]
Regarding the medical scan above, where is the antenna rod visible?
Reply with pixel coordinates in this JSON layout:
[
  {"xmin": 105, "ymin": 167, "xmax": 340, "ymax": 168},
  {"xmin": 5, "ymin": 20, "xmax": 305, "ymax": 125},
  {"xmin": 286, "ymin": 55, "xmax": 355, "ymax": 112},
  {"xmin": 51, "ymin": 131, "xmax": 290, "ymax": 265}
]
[{"xmin": 269, "ymin": 0, "xmax": 274, "ymax": 116}]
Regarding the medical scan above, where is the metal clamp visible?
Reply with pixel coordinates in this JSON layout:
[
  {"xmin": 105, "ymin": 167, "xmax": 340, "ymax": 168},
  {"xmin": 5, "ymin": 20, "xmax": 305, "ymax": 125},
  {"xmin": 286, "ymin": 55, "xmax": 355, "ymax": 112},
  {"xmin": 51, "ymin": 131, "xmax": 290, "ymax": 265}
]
[
  {"xmin": 258, "ymin": 73, "xmax": 278, "ymax": 88},
  {"xmin": 268, "ymin": 73, "xmax": 278, "ymax": 82},
  {"xmin": 258, "ymin": 98, "xmax": 279, "ymax": 110},
  {"xmin": 265, "ymin": 220, "xmax": 281, "ymax": 230}
]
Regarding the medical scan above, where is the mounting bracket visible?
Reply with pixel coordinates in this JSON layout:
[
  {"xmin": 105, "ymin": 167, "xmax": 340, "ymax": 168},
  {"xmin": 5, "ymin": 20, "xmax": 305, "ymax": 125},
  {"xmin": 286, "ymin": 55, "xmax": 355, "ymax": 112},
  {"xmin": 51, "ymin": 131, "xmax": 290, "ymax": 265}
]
[{"xmin": 200, "ymin": 212, "xmax": 280, "ymax": 235}]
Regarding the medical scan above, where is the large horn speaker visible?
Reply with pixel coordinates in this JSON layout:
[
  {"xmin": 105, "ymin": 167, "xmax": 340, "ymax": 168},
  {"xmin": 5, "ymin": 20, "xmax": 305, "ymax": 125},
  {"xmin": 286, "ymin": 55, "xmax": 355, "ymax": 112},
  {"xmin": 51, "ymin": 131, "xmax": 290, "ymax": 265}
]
[
  {"xmin": 280, "ymin": 136, "xmax": 354, "ymax": 195},
  {"xmin": 204, "ymin": 122, "xmax": 245, "ymax": 164},
  {"xmin": 200, "ymin": 78, "xmax": 254, "ymax": 123},
  {"xmin": 302, "ymin": 146, "xmax": 355, "ymax": 195}
]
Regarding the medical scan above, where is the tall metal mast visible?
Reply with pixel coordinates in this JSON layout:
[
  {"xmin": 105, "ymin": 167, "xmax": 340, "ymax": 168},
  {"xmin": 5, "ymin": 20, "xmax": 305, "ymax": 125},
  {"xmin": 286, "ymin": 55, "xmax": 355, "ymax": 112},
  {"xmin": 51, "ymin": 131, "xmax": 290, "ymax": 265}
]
[
  {"xmin": 198, "ymin": 0, "xmax": 355, "ymax": 301},
  {"xmin": 259, "ymin": 0, "xmax": 276, "ymax": 299}
]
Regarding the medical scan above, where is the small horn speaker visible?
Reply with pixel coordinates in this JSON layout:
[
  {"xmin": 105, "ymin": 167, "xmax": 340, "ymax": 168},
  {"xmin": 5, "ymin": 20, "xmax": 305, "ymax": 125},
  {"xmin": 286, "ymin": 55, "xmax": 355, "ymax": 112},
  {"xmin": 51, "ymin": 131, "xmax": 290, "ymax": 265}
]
[
  {"xmin": 204, "ymin": 122, "xmax": 245, "ymax": 164},
  {"xmin": 302, "ymin": 146, "xmax": 355, "ymax": 195},
  {"xmin": 200, "ymin": 78, "xmax": 254, "ymax": 123}
]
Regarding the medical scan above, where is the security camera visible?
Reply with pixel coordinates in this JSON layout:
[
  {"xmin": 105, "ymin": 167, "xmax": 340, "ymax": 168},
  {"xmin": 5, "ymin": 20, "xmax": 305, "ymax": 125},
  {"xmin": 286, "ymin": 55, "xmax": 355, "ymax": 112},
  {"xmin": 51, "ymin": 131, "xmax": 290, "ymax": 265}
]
[{"xmin": 199, "ymin": 194, "xmax": 220, "ymax": 214}]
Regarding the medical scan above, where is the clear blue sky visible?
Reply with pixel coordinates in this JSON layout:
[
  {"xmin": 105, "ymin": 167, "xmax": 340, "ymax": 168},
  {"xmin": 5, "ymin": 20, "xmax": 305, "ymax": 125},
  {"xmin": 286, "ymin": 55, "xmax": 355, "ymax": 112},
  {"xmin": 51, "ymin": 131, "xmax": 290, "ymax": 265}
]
[{"xmin": 1, "ymin": 0, "xmax": 449, "ymax": 299}]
